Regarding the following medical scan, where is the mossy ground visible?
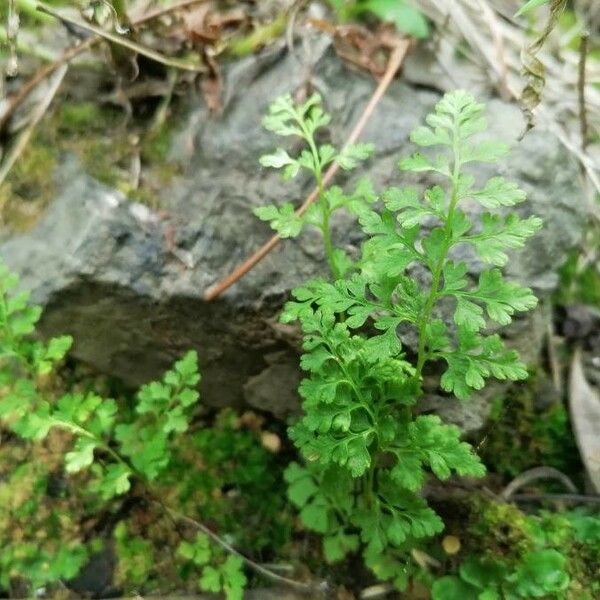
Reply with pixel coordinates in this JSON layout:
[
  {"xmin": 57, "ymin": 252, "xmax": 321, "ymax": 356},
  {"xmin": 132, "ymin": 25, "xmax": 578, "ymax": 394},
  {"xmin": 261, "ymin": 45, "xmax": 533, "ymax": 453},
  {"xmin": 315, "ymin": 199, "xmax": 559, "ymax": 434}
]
[
  {"xmin": 479, "ymin": 371, "xmax": 582, "ymax": 481},
  {"xmin": 0, "ymin": 357, "xmax": 294, "ymax": 597},
  {"xmin": 1, "ymin": 98, "xmax": 180, "ymax": 232}
]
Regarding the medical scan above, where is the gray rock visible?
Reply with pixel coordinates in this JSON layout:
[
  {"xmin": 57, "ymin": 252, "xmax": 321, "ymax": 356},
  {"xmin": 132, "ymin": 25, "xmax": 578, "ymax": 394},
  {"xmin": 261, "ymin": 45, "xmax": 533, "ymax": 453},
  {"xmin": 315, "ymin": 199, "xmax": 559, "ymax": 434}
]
[{"xmin": 0, "ymin": 43, "xmax": 586, "ymax": 429}]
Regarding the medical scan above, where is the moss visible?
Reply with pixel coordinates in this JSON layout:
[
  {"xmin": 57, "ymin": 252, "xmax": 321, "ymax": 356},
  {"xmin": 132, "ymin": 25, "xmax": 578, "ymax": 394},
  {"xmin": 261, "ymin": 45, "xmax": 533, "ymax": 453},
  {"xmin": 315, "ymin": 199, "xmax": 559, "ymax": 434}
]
[
  {"xmin": 0, "ymin": 432, "xmax": 92, "ymax": 594},
  {"xmin": 0, "ymin": 135, "xmax": 58, "ymax": 231},
  {"xmin": 479, "ymin": 372, "xmax": 581, "ymax": 481},
  {"xmin": 55, "ymin": 101, "xmax": 107, "ymax": 134},
  {"xmin": 141, "ymin": 124, "xmax": 173, "ymax": 165},
  {"xmin": 460, "ymin": 497, "xmax": 600, "ymax": 599},
  {"xmin": 1, "ymin": 100, "xmax": 184, "ymax": 230},
  {"xmin": 467, "ymin": 498, "xmax": 534, "ymax": 561},
  {"xmin": 555, "ymin": 243, "xmax": 600, "ymax": 308}
]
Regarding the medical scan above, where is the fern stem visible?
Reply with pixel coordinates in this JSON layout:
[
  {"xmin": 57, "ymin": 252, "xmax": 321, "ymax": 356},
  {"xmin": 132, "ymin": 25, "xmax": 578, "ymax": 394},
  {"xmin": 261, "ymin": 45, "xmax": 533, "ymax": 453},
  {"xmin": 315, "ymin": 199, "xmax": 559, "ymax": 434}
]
[{"xmin": 413, "ymin": 124, "xmax": 462, "ymax": 383}]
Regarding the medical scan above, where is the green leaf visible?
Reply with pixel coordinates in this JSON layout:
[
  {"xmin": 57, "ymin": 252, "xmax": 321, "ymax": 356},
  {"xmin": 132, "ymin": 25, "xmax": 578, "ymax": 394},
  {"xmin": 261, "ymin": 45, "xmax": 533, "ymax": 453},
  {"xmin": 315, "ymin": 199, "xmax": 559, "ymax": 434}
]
[
  {"xmin": 383, "ymin": 186, "xmax": 441, "ymax": 227},
  {"xmin": 285, "ymin": 463, "xmax": 319, "ymax": 507},
  {"xmin": 323, "ymin": 532, "xmax": 359, "ymax": 563},
  {"xmin": 37, "ymin": 335, "xmax": 73, "ymax": 374},
  {"xmin": 178, "ymin": 387, "xmax": 200, "ymax": 407},
  {"xmin": 52, "ymin": 546, "xmax": 89, "ymax": 581},
  {"xmin": 460, "ymin": 556, "xmax": 507, "ymax": 589},
  {"xmin": 432, "ymin": 576, "xmax": 480, "ymax": 600},
  {"xmin": 98, "ymin": 463, "xmax": 132, "ymax": 499},
  {"xmin": 337, "ymin": 142, "xmax": 375, "ymax": 170},
  {"xmin": 462, "ymin": 140, "xmax": 509, "ymax": 163},
  {"xmin": 65, "ymin": 437, "xmax": 97, "ymax": 473},
  {"xmin": 253, "ymin": 203, "xmax": 304, "ymax": 238},
  {"xmin": 454, "ymin": 297, "xmax": 486, "ymax": 333},
  {"xmin": 410, "ymin": 124, "xmax": 450, "ymax": 146},
  {"xmin": 174, "ymin": 350, "xmax": 200, "ymax": 385},
  {"xmin": 389, "ymin": 454, "xmax": 425, "ymax": 491},
  {"xmin": 259, "ymin": 148, "xmax": 300, "ymax": 178},
  {"xmin": 443, "ymin": 262, "xmax": 469, "ymax": 293},
  {"xmin": 361, "ymin": 0, "xmax": 429, "ymax": 38},
  {"xmin": 516, "ymin": 0, "xmax": 551, "ymax": 16},
  {"xmin": 399, "ymin": 152, "xmax": 450, "ymax": 176},
  {"xmin": 199, "ymin": 565, "xmax": 222, "ymax": 593},
  {"xmin": 9, "ymin": 305, "xmax": 42, "ymax": 336},
  {"xmin": 300, "ymin": 499, "xmax": 330, "ymax": 533},
  {"xmin": 137, "ymin": 381, "xmax": 170, "ymax": 414},
  {"xmin": 462, "ymin": 214, "xmax": 543, "ymax": 266},
  {"xmin": 319, "ymin": 143, "xmax": 337, "ymax": 168},
  {"xmin": 164, "ymin": 405, "xmax": 189, "ymax": 433},
  {"xmin": 363, "ymin": 547, "xmax": 410, "ymax": 591},
  {"xmin": 469, "ymin": 177, "xmax": 526, "ymax": 208},
  {"xmin": 331, "ymin": 248, "xmax": 354, "ymax": 278},
  {"xmin": 177, "ymin": 540, "xmax": 196, "ymax": 561},
  {"xmin": 188, "ymin": 533, "xmax": 212, "ymax": 566},
  {"xmin": 508, "ymin": 549, "xmax": 569, "ymax": 596},
  {"xmin": 422, "ymin": 228, "xmax": 447, "ymax": 270},
  {"xmin": 262, "ymin": 95, "xmax": 303, "ymax": 136},
  {"xmin": 222, "ymin": 555, "xmax": 247, "ymax": 600},
  {"xmin": 388, "ymin": 415, "xmax": 485, "ymax": 490},
  {"xmin": 91, "ymin": 398, "xmax": 118, "ymax": 433},
  {"xmin": 441, "ymin": 332, "xmax": 529, "ymax": 400},
  {"xmin": 460, "ymin": 269, "xmax": 538, "ymax": 327}
]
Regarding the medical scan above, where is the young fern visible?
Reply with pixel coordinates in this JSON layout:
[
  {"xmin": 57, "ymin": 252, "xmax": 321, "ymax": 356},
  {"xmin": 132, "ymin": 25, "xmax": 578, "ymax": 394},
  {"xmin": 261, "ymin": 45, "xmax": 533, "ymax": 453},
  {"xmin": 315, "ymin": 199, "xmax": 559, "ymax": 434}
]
[
  {"xmin": 0, "ymin": 264, "xmax": 251, "ymax": 599},
  {"xmin": 257, "ymin": 90, "xmax": 542, "ymax": 589}
]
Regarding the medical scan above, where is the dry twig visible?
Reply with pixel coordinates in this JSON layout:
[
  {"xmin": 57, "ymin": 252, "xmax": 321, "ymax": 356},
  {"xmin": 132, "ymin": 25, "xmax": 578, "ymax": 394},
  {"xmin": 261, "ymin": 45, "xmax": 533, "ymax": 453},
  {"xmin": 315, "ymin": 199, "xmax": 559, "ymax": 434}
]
[
  {"xmin": 37, "ymin": 2, "xmax": 205, "ymax": 73},
  {"xmin": 163, "ymin": 504, "xmax": 328, "ymax": 595},
  {"xmin": 501, "ymin": 466, "xmax": 578, "ymax": 501},
  {"xmin": 203, "ymin": 38, "xmax": 412, "ymax": 301}
]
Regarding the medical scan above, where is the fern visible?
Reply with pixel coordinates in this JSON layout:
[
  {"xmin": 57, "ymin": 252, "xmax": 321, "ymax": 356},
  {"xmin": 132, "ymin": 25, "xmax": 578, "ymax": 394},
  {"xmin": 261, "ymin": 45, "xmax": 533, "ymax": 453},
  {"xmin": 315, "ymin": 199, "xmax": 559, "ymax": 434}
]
[
  {"xmin": 0, "ymin": 263, "xmax": 251, "ymax": 599},
  {"xmin": 257, "ymin": 90, "xmax": 541, "ymax": 589}
]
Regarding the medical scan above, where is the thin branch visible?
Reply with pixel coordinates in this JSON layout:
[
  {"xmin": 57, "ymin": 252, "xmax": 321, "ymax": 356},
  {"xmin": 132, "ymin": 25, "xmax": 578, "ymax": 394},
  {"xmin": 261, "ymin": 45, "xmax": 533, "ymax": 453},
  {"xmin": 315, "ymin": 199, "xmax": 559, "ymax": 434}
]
[
  {"xmin": 501, "ymin": 466, "xmax": 578, "ymax": 501},
  {"xmin": 578, "ymin": 31, "xmax": 589, "ymax": 151},
  {"xmin": 203, "ymin": 38, "xmax": 412, "ymax": 301},
  {"xmin": 0, "ymin": 64, "xmax": 68, "ymax": 187},
  {"xmin": 0, "ymin": 36, "xmax": 96, "ymax": 132},
  {"xmin": 36, "ymin": 2, "xmax": 205, "ymax": 73},
  {"xmin": 163, "ymin": 504, "xmax": 328, "ymax": 595},
  {"xmin": 511, "ymin": 493, "xmax": 600, "ymax": 505}
]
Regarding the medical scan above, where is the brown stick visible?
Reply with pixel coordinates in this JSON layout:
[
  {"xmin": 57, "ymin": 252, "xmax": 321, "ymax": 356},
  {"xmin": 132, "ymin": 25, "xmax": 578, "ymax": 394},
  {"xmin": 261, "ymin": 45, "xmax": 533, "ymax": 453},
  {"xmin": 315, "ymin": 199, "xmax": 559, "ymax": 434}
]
[
  {"xmin": 0, "ymin": 36, "xmax": 96, "ymax": 131},
  {"xmin": 578, "ymin": 31, "xmax": 589, "ymax": 151},
  {"xmin": 37, "ymin": 2, "xmax": 204, "ymax": 73},
  {"xmin": 0, "ymin": 0, "xmax": 208, "ymax": 131},
  {"xmin": 203, "ymin": 39, "xmax": 412, "ymax": 301}
]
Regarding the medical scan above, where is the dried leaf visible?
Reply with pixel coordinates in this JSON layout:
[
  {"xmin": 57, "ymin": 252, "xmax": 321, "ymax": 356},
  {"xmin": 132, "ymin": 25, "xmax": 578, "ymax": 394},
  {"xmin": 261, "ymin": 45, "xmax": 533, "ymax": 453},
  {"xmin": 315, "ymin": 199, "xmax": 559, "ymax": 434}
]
[
  {"xmin": 519, "ymin": 0, "xmax": 568, "ymax": 132},
  {"xmin": 569, "ymin": 348, "xmax": 600, "ymax": 492}
]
